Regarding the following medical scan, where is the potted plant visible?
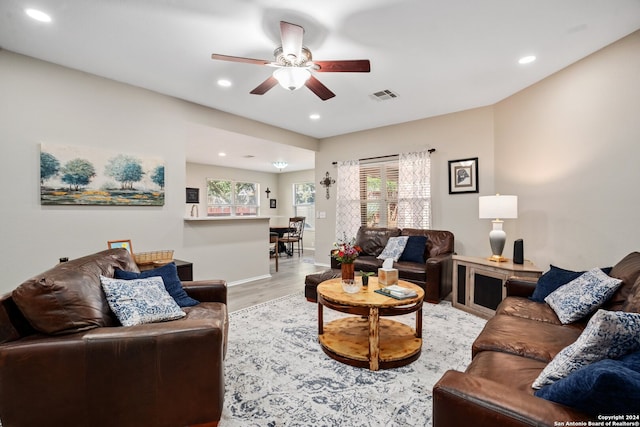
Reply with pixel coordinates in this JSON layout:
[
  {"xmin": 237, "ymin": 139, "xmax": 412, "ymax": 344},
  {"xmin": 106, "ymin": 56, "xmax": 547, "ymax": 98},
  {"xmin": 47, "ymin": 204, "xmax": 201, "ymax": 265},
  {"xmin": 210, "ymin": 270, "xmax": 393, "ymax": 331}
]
[
  {"xmin": 332, "ymin": 235, "xmax": 362, "ymax": 281},
  {"xmin": 360, "ymin": 271, "xmax": 375, "ymax": 287}
]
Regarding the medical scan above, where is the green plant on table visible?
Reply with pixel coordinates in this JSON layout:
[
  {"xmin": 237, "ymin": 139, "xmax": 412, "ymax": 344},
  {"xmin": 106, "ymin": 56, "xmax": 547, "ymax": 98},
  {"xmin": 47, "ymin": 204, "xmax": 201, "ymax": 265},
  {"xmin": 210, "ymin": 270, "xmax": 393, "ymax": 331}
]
[{"xmin": 360, "ymin": 270, "xmax": 375, "ymax": 287}]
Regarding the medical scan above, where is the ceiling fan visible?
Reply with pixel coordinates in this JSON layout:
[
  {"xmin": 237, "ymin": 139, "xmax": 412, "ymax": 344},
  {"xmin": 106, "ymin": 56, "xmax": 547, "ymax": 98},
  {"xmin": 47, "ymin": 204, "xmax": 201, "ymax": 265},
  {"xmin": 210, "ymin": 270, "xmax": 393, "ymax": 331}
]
[{"xmin": 211, "ymin": 21, "xmax": 371, "ymax": 101}]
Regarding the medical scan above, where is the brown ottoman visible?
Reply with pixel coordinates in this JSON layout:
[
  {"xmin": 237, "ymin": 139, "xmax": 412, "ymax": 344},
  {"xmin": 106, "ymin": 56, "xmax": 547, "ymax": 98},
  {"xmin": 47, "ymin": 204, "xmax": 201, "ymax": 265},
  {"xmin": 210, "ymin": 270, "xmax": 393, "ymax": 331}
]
[{"xmin": 304, "ymin": 269, "xmax": 342, "ymax": 302}]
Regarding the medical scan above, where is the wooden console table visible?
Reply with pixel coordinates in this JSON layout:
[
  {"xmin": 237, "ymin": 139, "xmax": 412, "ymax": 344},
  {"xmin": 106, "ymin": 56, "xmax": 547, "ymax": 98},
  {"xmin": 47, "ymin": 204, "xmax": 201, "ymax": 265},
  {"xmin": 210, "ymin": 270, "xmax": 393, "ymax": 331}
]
[{"xmin": 452, "ymin": 255, "xmax": 543, "ymax": 319}]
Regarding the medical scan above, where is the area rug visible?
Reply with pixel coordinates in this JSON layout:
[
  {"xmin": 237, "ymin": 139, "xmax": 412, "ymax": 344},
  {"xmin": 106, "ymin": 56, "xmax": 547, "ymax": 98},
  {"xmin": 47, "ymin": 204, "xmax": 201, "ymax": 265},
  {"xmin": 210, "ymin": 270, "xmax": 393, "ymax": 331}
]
[{"xmin": 219, "ymin": 292, "xmax": 486, "ymax": 426}]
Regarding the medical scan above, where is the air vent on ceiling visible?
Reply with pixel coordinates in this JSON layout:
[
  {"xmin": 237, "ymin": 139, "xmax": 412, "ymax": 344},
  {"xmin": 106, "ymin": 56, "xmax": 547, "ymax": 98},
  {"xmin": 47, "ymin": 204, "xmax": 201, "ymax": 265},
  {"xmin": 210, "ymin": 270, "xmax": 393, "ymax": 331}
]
[
  {"xmin": 243, "ymin": 155, "xmax": 255, "ymax": 158},
  {"xmin": 370, "ymin": 89, "xmax": 399, "ymax": 101}
]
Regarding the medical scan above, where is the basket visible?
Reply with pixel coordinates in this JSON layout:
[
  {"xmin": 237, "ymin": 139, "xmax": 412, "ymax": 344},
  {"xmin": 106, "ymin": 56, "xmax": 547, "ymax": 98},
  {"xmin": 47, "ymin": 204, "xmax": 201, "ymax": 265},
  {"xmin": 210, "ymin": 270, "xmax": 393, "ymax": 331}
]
[{"xmin": 134, "ymin": 250, "xmax": 174, "ymax": 266}]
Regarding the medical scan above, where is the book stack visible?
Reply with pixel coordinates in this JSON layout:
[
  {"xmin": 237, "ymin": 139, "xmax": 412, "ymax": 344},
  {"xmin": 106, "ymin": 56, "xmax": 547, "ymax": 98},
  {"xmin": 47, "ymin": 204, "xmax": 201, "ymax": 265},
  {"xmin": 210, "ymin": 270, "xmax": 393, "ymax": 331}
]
[{"xmin": 375, "ymin": 285, "xmax": 418, "ymax": 300}]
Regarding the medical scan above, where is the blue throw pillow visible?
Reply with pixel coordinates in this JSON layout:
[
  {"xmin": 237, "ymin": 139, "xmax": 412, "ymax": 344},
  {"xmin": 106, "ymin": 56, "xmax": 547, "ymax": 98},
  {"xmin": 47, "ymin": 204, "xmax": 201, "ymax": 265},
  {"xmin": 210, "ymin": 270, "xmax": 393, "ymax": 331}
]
[
  {"xmin": 535, "ymin": 358, "xmax": 640, "ymax": 416},
  {"xmin": 399, "ymin": 236, "xmax": 428, "ymax": 263},
  {"xmin": 530, "ymin": 265, "xmax": 612, "ymax": 302},
  {"xmin": 619, "ymin": 349, "xmax": 640, "ymax": 373},
  {"xmin": 114, "ymin": 262, "xmax": 199, "ymax": 307}
]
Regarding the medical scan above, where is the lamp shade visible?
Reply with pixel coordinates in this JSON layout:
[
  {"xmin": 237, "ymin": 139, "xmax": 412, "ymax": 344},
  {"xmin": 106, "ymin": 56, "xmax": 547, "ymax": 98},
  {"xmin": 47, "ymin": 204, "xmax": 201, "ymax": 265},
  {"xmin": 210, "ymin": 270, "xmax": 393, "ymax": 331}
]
[
  {"xmin": 479, "ymin": 195, "xmax": 518, "ymax": 219},
  {"xmin": 273, "ymin": 67, "xmax": 311, "ymax": 91}
]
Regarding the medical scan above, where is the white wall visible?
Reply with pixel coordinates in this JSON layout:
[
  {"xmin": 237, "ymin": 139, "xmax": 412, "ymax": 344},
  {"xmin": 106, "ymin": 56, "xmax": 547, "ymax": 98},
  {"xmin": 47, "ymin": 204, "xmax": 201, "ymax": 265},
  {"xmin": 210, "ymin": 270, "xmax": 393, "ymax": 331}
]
[
  {"xmin": 314, "ymin": 107, "xmax": 496, "ymax": 266},
  {"xmin": 184, "ymin": 163, "xmax": 280, "ymax": 283},
  {"xmin": 494, "ymin": 30, "xmax": 640, "ymax": 270},
  {"xmin": 314, "ymin": 30, "xmax": 640, "ymax": 272},
  {"xmin": 0, "ymin": 51, "xmax": 316, "ymax": 292}
]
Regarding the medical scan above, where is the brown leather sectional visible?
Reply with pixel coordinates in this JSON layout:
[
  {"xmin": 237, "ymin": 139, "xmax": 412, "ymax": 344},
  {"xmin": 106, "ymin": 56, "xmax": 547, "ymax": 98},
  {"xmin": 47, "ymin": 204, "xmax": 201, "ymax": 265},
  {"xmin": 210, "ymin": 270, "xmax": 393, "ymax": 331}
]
[
  {"xmin": 329, "ymin": 226, "xmax": 455, "ymax": 303},
  {"xmin": 0, "ymin": 248, "xmax": 228, "ymax": 427},
  {"xmin": 433, "ymin": 251, "xmax": 640, "ymax": 426}
]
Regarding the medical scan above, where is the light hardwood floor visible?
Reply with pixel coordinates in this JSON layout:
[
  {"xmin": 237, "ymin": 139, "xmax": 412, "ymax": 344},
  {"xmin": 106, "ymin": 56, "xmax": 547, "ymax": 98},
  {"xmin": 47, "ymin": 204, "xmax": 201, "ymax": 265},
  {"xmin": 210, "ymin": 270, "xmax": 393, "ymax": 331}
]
[{"xmin": 226, "ymin": 250, "xmax": 326, "ymax": 312}]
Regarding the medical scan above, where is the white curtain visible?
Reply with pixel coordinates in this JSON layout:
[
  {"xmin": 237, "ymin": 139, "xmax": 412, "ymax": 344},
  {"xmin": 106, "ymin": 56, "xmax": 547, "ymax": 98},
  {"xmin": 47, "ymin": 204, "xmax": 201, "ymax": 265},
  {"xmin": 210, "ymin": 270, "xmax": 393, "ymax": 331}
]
[
  {"xmin": 398, "ymin": 150, "xmax": 431, "ymax": 229},
  {"xmin": 335, "ymin": 160, "xmax": 361, "ymax": 241}
]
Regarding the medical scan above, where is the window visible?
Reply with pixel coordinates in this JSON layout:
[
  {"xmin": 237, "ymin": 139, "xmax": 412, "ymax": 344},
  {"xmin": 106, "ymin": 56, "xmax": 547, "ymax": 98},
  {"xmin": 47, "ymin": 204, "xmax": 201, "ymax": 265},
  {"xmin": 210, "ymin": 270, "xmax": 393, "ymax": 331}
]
[
  {"xmin": 359, "ymin": 158, "xmax": 399, "ymax": 228},
  {"xmin": 293, "ymin": 182, "xmax": 315, "ymax": 229},
  {"xmin": 336, "ymin": 151, "xmax": 431, "ymax": 235},
  {"xmin": 206, "ymin": 179, "xmax": 259, "ymax": 217}
]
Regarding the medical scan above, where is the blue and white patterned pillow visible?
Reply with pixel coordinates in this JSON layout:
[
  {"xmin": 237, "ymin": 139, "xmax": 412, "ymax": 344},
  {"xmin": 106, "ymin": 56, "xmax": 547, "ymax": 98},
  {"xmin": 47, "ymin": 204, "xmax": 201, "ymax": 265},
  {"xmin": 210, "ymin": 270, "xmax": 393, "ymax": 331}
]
[
  {"xmin": 545, "ymin": 268, "xmax": 622, "ymax": 324},
  {"xmin": 376, "ymin": 236, "xmax": 409, "ymax": 262},
  {"xmin": 532, "ymin": 309, "xmax": 640, "ymax": 389},
  {"xmin": 100, "ymin": 275, "xmax": 186, "ymax": 327},
  {"xmin": 114, "ymin": 263, "xmax": 199, "ymax": 307}
]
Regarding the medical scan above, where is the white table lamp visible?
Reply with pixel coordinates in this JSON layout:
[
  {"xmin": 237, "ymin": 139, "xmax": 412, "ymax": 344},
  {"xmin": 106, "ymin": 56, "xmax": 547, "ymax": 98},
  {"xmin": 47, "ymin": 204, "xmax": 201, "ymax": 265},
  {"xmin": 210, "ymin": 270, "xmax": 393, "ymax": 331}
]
[{"xmin": 479, "ymin": 195, "xmax": 518, "ymax": 262}]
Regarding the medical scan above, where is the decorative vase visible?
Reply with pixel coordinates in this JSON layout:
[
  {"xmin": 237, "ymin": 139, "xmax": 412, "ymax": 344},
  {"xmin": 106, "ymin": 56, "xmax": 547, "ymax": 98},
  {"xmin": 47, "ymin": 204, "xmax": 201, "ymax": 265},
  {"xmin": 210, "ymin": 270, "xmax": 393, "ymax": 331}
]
[
  {"xmin": 362, "ymin": 275, "xmax": 369, "ymax": 287},
  {"xmin": 341, "ymin": 263, "xmax": 355, "ymax": 281}
]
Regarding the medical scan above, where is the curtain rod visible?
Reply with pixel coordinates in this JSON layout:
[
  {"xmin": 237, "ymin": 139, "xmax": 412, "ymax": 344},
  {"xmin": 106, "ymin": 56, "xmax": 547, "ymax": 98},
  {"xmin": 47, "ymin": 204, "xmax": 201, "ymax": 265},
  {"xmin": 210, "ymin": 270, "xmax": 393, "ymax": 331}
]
[{"xmin": 331, "ymin": 148, "xmax": 435, "ymax": 165}]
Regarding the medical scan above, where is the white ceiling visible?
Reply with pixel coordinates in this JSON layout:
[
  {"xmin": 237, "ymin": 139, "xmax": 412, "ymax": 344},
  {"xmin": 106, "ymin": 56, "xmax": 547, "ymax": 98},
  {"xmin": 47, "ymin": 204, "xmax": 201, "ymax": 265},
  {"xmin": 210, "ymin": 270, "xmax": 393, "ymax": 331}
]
[{"xmin": 1, "ymin": 0, "xmax": 639, "ymax": 172}]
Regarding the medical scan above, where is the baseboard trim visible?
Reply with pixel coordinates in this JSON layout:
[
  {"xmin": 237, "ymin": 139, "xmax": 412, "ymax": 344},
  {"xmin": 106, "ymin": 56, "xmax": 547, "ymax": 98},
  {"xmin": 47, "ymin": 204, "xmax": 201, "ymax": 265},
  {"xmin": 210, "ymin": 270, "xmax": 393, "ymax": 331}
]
[{"xmin": 228, "ymin": 274, "xmax": 271, "ymax": 287}]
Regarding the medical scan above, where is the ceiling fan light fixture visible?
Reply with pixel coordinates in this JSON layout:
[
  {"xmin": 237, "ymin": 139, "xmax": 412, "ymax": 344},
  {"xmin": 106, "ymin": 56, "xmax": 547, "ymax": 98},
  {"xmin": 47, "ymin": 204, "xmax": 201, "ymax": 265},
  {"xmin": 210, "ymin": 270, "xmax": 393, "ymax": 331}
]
[
  {"xmin": 211, "ymin": 21, "xmax": 369, "ymax": 100},
  {"xmin": 273, "ymin": 67, "xmax": 311, "ymax": 91}
]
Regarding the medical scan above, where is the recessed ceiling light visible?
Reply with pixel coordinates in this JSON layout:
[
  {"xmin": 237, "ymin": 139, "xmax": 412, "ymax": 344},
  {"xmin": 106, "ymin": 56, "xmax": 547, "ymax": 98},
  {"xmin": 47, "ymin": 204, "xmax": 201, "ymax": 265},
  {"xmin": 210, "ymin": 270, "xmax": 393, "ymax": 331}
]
[
  {"xmin": 25, "ymin": 8, "xmax": 52, "ymax": 22},
  {"xmin": 309, "ymin": 114, "xmax": 320, "ymax": 120},
  {"xmin": 217, "ymin": 79, "xmax": 232, "ymax": 87},
  {"xmin": 218, "ymin": 152, "xmax": 226, "ymax": 157},
  {"xmin": 518, "ymin": 55, "xmax": 536, "ymax": 65}
]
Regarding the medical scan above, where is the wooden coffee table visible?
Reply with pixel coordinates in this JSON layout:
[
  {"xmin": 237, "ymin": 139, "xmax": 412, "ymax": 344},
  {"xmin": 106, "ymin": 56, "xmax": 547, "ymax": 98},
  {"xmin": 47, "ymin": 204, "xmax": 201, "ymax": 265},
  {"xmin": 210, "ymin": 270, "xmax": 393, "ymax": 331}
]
[{"xmin": 317, "ymin": 277, "xmax": 424, "ymax": 371}]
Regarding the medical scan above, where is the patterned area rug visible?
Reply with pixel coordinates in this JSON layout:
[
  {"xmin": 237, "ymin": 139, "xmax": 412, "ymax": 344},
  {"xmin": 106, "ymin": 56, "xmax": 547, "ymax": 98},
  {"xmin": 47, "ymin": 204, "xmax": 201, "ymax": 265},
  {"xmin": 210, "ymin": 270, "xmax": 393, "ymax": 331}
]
[{"xmin": 219, "ymin": 292, "xmax": 486, "ymax": 427}]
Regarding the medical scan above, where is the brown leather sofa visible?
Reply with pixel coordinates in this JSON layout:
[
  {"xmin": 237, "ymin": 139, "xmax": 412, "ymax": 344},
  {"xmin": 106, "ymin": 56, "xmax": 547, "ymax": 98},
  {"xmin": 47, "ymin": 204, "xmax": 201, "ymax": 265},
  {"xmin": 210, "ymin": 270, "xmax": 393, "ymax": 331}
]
[
  {"xmin": 329, "ymin": 226, "xmax": 455, "ymax": 303},
  {"xmin": 433, "ymin": 251, "xmax": 640, "ymax": 426},
  {"xmin": 0, "ymin": 248, "xmax": 228, "ymax": 427}
]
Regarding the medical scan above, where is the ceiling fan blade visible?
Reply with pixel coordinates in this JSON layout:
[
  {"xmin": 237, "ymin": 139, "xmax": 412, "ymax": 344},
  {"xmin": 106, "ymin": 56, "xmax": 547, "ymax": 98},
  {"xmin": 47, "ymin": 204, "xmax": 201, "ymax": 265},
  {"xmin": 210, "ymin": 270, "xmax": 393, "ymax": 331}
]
[
  {"xmin": 211, "ymin": 53, "xmax": 271, "ymax": 66},
  {"xmin": 250, "ymin": 76, "xmax": 279, "ymax": 95},
  {"xmin": 305, "ymin": 75, "xmax": 335, "ymax": 101},
  {"xmin": 280, "ymin": 21, "xmax": 304, "ymax": 60},
  {"xmin": 314, "ymin": 60, "xmax": 371, "ymax": 73}
]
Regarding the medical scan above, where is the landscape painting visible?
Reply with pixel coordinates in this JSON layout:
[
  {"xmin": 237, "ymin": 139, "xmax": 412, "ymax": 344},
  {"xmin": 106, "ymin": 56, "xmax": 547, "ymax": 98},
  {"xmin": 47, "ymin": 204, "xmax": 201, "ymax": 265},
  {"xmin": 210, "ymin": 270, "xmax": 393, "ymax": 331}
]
[{"xmin": 40, "ymin": 143, "xmax": 165, "ymax": 206}]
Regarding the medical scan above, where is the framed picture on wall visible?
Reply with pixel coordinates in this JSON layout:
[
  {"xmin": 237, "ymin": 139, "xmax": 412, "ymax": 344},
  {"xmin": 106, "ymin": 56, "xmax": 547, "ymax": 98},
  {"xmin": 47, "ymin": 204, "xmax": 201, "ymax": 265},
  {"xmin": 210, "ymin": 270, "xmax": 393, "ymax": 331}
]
[
  {"xmin": 40, "ymin": 143, "xmax": 165, "ymax": 206},
  {"xmin": 108, "ymin": 239, "xmax": 133, "ymax": 254},
  {"xmin": 270, "ymin": 199, "xmax": 277, "ymax": 208},
  {"xmin": 448, "ymin": 157, "xmax": 479, "ymax": 194},
  {"xmin": 186, "ymin": 187, "xmax": 199, "ymax": 204}
]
